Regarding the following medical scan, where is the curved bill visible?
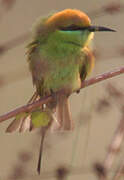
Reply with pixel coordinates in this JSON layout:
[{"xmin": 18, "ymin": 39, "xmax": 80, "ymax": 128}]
[{"xmin": 87, "ymin": 25, "xmax": 116, "ymax": 32}]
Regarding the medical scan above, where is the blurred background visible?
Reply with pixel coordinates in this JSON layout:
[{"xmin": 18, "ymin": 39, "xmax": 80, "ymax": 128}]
[{"xmin": 0, "ymin": 0, "xmax": 124, "ymax": 179}]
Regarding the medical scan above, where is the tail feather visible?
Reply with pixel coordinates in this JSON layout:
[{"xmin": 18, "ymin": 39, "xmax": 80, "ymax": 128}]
[
  {"xmin": 6, "ymin": 118, "xmax": 23, "ymax": 133},
  {"xmin": 56, "ymin": 96, "xmax": 64, "ymax": 129},
  {"xmin": 63, "ymin": 97, "xmax": 73, "ymax": 130},
  {"xmin": 6, "ymin": 92, "xmax": 39, "ymax": 133},
  {"xmin": 19, "ymin": 115, "xmax": 31, "ymax": 132},
  {"xmin": 55, "ymin": 96, "xmax": 73, "ymax": 131},
  {"xmin": 6, "ymin": 92, "xmax": 73, "ymax": 133}
]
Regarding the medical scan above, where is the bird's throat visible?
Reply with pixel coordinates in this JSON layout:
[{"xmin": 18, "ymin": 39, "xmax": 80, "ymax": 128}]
[{"xmin": 41, "ymin": 38, "xmax": 81, "ymax": 60}]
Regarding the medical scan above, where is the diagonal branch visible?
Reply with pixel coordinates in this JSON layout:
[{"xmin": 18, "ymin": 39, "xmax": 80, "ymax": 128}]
[
  {"xmin": 94, "ymin": 111, "xmax": 124, "ymax": 180},
  {"xmin": 113, "ymin": 159, "xmax": 124, "ymax": 180},
  {"xmin": 0, "ymin": 66, "xmax": 124, "ymax": 123}
]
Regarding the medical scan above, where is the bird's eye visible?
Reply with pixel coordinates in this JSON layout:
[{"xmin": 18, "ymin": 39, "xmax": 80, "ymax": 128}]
[{"xmin": 59, "ymin": 24, "xmax": 83, "ymax": 31}]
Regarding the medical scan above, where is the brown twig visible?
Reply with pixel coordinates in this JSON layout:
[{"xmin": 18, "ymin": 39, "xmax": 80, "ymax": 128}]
[
  {"xmin": 104, "ymin": 115, "xmax": 124, "ymax": 171},
  {"xmin": 0, "ymin": 66, "xmax": 123, "ymax": 123},
  {"xmin": 95, "ymin": 112, "xmax": 124, "ymax": 179},
  {"xmin": 113, "ymin": 160, "xmax": 124, "ymax": 180}
]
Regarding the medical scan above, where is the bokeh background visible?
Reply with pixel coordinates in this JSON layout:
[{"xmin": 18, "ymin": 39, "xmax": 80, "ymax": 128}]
[{"xmin": 0, "ymin": 0, "xmax": 124, "ymax": 179}]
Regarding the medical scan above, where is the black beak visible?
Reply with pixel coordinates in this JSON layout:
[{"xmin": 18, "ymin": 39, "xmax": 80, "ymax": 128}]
[
  {"xmin": 59, "ymin": 25, "xmax": 116, "ymax": 32},
  {"xmin": 86, "ymin": 25, "xmax": 116, "ymax": 32}
]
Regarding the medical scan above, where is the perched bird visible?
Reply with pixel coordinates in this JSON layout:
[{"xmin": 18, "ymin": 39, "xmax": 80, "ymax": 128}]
[{"xmin": 6, "ymin": 9, "xmax": 115, "ymax": 173}]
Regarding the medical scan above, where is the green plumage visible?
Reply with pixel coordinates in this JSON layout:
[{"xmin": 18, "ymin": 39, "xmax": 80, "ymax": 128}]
[{"xmin": 27, "ymin": 28, "xmax": 93, "ymax": 96}]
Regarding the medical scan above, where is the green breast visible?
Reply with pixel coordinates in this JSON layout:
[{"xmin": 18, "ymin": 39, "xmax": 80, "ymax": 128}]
[
  {"xmin": 29, "ymin": 30, "xmax": 85, "ymax": 95},
  {"xmin": 39, "ymin": 31, "xmax": 82, "ymax": 93},
  {"xmin": 44, "ymin": 58, "xmax": 80, "ymax": 93}
]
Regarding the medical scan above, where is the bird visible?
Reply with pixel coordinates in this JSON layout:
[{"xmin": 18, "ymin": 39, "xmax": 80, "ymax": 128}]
[{"xmin": 5, "ymin": 9, "xmax": 115, "ymax": 173}]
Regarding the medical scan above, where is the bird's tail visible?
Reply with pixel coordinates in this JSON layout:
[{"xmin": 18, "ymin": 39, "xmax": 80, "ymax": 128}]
[
  {"xmin": 6, "ymin": 93, "xmax": 73, "ymax": 133},
  {"xmin": 6, "ymin": 92, "xmax": 39, "ymax": 133},
  {"xmin": 55, "ymin": 95, "xmax": 74, "ymax": 131}
]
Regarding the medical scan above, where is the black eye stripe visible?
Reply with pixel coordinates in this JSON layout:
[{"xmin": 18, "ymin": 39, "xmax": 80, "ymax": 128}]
[{"xmin": 59, "ymin": 25, "xmax": 87, "ymax": 31}]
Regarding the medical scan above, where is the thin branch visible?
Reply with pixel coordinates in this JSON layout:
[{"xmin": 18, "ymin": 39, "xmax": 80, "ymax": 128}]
[
  {"xmin": 113, "ymin": 160, "xmax": 124, "ymax": 180},
  {"xmin": 104, "ymin": 115, "xmax": 124, "ymax": 171},
  {"xmin": 95, "ymin": 112, "xmax": 124, "ymax": 179},
  {"xmin": 0, "ymin": 66, "xmax": 123, "ymax": 123},
  {"xmin": 81, "ymin": 66, "xmax": 124, "ymax": 89}
]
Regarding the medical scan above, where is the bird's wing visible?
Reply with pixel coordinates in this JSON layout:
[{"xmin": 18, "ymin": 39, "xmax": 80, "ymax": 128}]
[
  {"xmin": 27, "ymin": 40, "xmax": 46, "ymax": 96},
  {"xmin": 79, "ymin": 47, "xmax": 95, "ymax": 81}
]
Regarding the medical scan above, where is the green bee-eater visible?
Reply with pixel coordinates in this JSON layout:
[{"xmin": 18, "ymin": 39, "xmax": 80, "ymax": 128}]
[{"xmin": 6, "ymin": 9, "xmax": 115, "ymax": 173}]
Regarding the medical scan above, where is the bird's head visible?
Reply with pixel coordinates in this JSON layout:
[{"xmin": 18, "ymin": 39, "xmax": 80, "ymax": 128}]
[{"xmin": 34, "ymin": 9, "xmax": 115, "ymax": 48}]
